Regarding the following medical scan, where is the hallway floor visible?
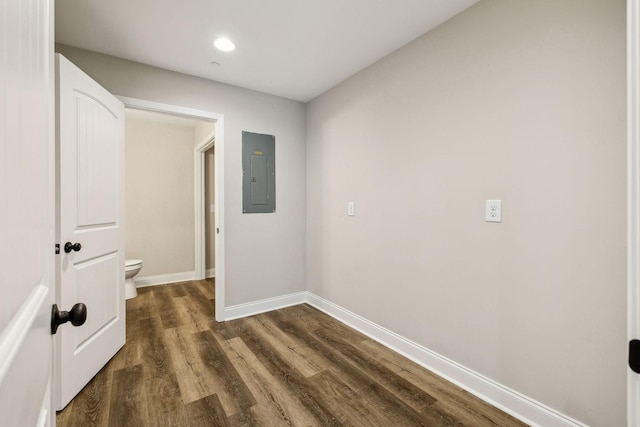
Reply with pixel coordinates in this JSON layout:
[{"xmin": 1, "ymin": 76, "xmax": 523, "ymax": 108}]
[{"xmin": 56, "ymin": 279, "xmax": 527, "ymax": 426}]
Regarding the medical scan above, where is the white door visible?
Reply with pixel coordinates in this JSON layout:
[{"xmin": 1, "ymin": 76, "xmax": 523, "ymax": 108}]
[
  {"xmin": 54, "ymin": 54, "xmax": 126, "ymax": 410},
  {"xmin": 0, "ymin": 0, "xmax": 55, "ymax": 426},
  {"xmin": 631, "ymin": 1, "xmax": 640, "ymax": 425}
]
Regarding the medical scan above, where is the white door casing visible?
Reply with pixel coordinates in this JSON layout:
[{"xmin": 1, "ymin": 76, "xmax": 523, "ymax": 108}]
[
  {"xmin": 195, "ymin": 133, "xmax": 215, "ymax": 280},
  {"xmin": 117, "ymin": 96, "xmax": 226, "ymax": 321},
  {"xmin": 55, "ymin": 54, "xmax": 126, "ymax": 410},
  {"xmin": 0, "ymin": 0, "xmax": 55, "ymax": 426}
]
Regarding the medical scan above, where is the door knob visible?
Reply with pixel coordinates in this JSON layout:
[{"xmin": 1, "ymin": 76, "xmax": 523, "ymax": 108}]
[
  {"xmin": 51, "ymin": 303, "xmax": 87, "ymax": 334},
  {"xmin": 64, "ymin": 242, "xmax": 82, "ymax": 253}
]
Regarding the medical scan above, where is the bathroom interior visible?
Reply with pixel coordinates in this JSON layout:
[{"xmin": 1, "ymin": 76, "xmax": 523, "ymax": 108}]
[{"xmin": 123, "ymin": 108, "xmax": 216, "ymax": 299}]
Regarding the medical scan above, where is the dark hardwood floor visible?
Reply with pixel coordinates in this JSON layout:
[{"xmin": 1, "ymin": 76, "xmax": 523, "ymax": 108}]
[{"xmin": 56, "ymin": 279, "xmax": 527, "ymax": 426}]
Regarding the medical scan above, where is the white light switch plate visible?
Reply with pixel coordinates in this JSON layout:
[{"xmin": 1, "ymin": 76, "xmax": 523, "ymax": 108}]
[
  {"xmin": 486, "ymin": 200, "xmax": 502, "ymax": 222},
  {"xmin": 347, "ymin": 201, "xmax": 355, "ymax": 216}
]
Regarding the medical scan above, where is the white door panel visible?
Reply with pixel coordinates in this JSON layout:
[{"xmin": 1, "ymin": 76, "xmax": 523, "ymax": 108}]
[
  {"xmin": 55, "ymin": 54, "xmax": 125, "ymax": 410},
  {"xmin": 0, "ymin": 0, "xmax": 54, "ymax": 425},
  {"xmin": 74, "ymin": 253, "xmax": 119, "ymax": 343},
  {"xmin": 0, "ymin": 286, "xmax": 52, "ymax": 427},
  {"xmin": 75, "ymin": 93, "xmax": 120, "ymax": 226}
]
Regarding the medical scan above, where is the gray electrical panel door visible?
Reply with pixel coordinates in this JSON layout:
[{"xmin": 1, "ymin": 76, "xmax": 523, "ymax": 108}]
[{"xmin": 242, "ymin": 131, "xmax": 275, "ymax": 213}]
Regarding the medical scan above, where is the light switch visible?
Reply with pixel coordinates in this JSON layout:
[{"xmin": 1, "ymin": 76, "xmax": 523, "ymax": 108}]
[
  {"xmin": 210, "ymin": 204, "xmax": 215, "ymax": 213},
  {"xmin": 485, "ymin": 200, "xmax": 502, "ymax": 222},
  {"xmin": 347, "ymin": 201, "xmax": 355, "ymax": 216}
]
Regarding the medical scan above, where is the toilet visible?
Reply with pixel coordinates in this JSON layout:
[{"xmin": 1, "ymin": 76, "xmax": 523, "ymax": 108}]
[{"xmin": 125, "ymin": 259, "xmax": 142, "ymax": 300}]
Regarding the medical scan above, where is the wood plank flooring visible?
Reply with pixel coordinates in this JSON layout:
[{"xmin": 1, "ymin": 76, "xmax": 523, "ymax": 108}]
[{"xmin": 56, "ymin": 279, "xmax": 528, "ymax": 426}]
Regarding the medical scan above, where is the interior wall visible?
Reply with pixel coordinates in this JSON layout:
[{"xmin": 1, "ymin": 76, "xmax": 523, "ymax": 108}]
[
  {"xmin": 306, "ymin": 1, "xmax": 626, "ymax": 425},
  {"xmin": 125, "ymin": 116, "xmax": 196, "ymax": 277},
  {"xmin": 195, "ymin": 120, "xmax": 215, "ymax": 144},
  {"xmin": 56, "ymin": 44, "xmax": 307, "ymax": 306}
]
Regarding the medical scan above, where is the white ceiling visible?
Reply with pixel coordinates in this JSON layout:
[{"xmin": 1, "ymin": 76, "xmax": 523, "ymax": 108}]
[{"xmin": 55, "ymin": 0, "xmax": 479, "ymax": 102}]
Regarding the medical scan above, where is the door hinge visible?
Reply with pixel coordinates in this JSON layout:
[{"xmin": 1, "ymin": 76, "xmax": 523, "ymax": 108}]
[
  {"xmin": 55, "ymin": 244, "xmax": 60, "ymax": 255},
  {"xmin": 630, "ymin": 339, "xmax": 640, "ymax": 373},
  {"xmin": 216, "ymin": 227, "xmax": 220, "ymax": 234}
]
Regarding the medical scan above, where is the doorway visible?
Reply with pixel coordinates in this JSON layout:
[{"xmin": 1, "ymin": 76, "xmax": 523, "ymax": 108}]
[
  {"xmin": 119, "ymin": 97, "xmax": 225, "ymax": 321},
  {"xmin": 195, "ymin": 132, "xmax": 215, "ymax": 281},
  {"xmin": 204, "ymin": 146, "xmax": 216, "ymax": 279}
]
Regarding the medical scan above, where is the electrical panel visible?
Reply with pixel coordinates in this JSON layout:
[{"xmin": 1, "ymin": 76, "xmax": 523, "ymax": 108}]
[{"xmin": 242, "ymin": 131, "xmax": 275, "ymax": 213}]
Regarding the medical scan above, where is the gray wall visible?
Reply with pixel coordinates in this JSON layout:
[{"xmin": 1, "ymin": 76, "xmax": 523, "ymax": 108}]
[
  {"xmin": 56, "ymin": 44, "xmax": 307, "ymax": 305},
  {"xmin": 306, "ymin": 1, "xmax": 626, "ymax": 425}
]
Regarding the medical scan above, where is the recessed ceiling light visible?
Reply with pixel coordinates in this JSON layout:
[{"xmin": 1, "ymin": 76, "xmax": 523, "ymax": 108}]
[{"xmin": 214, "ymin": 37, "xmax": 235, "ymax": 52}]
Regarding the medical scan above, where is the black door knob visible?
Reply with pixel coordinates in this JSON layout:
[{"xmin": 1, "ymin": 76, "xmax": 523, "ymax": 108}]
[
  {"xmin": 64, "ymin": 242, "xmax": 82, "ymax": 253},
  {"xmin": 51, "ymin": 303, "xmax": 87, "ymax": 334}
]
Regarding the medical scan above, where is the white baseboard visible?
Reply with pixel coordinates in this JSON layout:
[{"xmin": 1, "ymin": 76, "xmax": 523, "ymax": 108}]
[
  {"xmin": 304, "ymin": 292, "xmax": 586, "ymax": 427},
  {"xmin": 135, "ymin": 271, "xmax": 196, "ymax": 288},
  {"xmin": 223, "ymin": 292, "xmax": 306, "ymax": 321},
  {"xmin": 205, "ymin": 268, "xmax": 216, "ymax": 278}
]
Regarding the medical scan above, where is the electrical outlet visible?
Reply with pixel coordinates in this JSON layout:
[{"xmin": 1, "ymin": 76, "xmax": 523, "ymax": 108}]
[
  {"xmin": 347, "ymin": 201, "xmax": 355, "ymax": 216},
  {"xmin": 485, "ymin": 200, "xmax": 502, "ymax": 222}
]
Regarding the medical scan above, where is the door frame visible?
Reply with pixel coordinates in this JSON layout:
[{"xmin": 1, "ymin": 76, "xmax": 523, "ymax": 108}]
[
  {"xmin": 629, "ymin": 0, "xmax": 640, "ymax": 425},
  {"xmin": 195, "ymin": 133, "xmax": 215, "ymax": 281},
  {"xmin": 116, "ymin": 96, "xmax": 226, "ymax": 322}
]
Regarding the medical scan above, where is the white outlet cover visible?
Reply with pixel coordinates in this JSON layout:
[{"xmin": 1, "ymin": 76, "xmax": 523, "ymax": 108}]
[{"xmin": 485, "ymin": 200, "xmax": 502, "ymax": 222}]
